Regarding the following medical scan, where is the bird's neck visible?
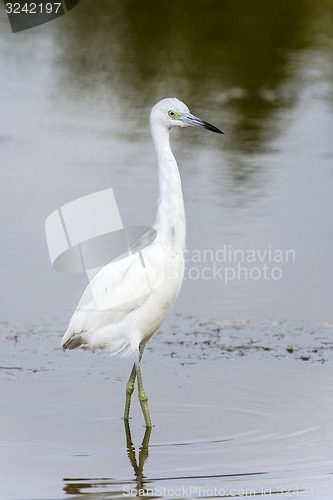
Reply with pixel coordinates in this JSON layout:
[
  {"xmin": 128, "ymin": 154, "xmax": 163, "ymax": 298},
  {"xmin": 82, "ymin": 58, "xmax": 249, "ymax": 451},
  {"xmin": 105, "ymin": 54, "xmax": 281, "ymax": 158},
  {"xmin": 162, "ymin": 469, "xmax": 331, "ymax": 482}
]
[{"xmin": 151, "ymin": 124, "xmax": 185, "ymax": 250}]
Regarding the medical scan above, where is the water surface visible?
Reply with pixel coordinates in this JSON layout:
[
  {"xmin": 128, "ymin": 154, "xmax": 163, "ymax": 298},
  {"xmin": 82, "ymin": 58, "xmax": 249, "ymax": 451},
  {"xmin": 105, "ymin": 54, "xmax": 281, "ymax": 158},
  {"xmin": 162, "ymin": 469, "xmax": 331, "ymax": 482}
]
[
  {"xmin": 2, "ymin": 323, "xmax": 333, "ymax": 499},
  {"xmin": 1, "ymin": 3, "xmax": 333, "ymax": 499},
  {"xmin": 1, "ymin": 1, "xmax": 333, "ymax": 323}
]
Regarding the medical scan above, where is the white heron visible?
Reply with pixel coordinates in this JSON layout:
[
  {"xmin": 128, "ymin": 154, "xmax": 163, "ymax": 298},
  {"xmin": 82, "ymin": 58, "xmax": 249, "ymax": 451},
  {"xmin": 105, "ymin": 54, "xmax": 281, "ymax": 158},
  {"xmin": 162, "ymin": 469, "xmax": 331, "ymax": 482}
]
[{"xmin": 61, "ymin": 98, "xmax": 223, "ymax": 426}]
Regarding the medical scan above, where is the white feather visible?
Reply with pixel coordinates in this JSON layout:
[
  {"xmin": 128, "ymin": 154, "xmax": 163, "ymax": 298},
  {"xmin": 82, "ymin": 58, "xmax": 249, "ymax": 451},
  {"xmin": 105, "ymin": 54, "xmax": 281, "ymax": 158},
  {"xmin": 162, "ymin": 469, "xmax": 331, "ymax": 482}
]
[
  {"xmin": 62, "ymin": 98, "xmax": 189, "ymax": 355},
  {"xmin": 61, "ymin": 98, "xmax": 222, "ymax": 359}
]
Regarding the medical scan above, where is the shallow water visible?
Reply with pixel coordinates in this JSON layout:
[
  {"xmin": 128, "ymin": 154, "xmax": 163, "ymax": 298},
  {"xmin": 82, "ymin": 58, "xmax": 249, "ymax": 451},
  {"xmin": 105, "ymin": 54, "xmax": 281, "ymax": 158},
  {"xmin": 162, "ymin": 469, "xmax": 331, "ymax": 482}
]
[
  {"xmin": 1, "ymin": 3, "xmax": 333, "ymax": 499},
  {"xmin": 1, "ymin": 1, "xmax": 333, "ymax": 323},
  {"xmin": 2, "ymin": 323, "xmax": 333, "ymax": 499}
]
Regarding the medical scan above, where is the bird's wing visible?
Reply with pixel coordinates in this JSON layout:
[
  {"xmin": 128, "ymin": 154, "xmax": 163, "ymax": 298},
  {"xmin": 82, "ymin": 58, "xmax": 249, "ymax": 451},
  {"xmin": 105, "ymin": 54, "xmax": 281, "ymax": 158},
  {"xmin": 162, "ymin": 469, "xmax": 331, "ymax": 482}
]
[{"xmin": 62, "ymin": 242, "xmax": 164, "ymax": 344}]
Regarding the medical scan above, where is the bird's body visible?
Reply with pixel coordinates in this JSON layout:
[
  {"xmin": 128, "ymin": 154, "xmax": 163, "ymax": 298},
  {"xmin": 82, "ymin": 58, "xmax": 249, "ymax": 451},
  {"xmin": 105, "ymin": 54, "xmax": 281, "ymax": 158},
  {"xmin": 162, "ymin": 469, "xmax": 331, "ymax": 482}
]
[
  {"xmin": 61, "ymin": 236, "xmax": 184, "ymax": 355},
  {"xmin": 61, "ymin": 98, "xmax": 223, "ymax": 426}
]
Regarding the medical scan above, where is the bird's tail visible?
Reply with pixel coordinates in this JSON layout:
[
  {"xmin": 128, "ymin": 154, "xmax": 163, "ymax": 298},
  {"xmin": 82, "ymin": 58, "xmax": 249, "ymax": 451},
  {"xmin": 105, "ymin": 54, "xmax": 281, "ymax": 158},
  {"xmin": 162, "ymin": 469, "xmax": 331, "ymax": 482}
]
[{"xmin": 61, "ymin": 333, "xmax": 85, "ymax": 350}]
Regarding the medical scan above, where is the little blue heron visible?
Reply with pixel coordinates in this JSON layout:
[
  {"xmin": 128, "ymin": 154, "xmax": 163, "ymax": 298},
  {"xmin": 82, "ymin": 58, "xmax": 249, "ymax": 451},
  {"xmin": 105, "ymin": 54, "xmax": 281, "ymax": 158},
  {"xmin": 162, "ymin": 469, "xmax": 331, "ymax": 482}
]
[{"xmin": 61, "ymin": 98, "xmax": 223, "ymax": 426}]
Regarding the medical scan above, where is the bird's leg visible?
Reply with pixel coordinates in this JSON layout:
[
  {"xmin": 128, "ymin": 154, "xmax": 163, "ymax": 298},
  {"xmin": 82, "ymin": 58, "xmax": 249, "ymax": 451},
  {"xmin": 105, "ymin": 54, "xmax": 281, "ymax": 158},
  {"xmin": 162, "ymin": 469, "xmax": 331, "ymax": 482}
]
[
  {"xmin": 124, "ymin": 363, "xmax": 136, "ymax": 420},
  {"xmin": 135, "ymin": 349, "xmax": 152, "ymax": 427}
]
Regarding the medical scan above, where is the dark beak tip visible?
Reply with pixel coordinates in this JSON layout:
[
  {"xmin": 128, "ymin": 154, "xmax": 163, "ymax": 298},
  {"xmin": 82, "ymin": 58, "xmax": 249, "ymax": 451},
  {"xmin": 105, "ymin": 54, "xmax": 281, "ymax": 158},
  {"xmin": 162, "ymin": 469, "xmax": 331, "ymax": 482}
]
[
  {"xmin": 211, "ymin": 126, "xmax": 224, "ymax": 135},
  {"xmin": 203, "ymin": 120, "xmax": 224, "ymax": 135}
]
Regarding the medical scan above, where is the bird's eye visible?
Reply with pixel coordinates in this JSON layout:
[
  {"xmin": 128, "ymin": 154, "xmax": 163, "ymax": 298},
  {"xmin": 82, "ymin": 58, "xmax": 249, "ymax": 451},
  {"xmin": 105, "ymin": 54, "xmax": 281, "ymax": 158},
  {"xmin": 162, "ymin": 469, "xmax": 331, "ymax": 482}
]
[{"xmin": 168, "ymin": 110, "xmax": 175, "ymax": 118}]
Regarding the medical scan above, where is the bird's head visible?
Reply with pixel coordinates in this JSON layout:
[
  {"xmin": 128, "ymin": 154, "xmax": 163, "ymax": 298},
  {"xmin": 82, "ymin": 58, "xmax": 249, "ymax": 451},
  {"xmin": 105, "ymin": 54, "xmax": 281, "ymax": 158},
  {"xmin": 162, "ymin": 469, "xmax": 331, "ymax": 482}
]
[{"xmin": 150, "ymin": 97, "xmax": 224, "ymax": 134}]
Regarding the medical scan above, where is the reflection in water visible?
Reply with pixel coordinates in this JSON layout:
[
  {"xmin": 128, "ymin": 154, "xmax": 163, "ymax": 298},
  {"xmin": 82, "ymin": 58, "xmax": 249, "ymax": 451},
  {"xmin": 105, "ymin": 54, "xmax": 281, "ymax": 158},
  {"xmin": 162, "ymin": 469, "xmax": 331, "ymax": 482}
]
[
  {"xmin": 124, "ymin": 420, "xmax": 152, "ymax": 494},
  {"xmin": 54, "ymin": 0, "xmax": 333, "ymax": 154},
  {"xmin": 63, "ymin": 420, "xmax": 152, "ymax": 498},
  {"xmin": 1, "ymin": 0, "xmax": 333, "ymax": 320},
  {"xmin": 51, "ymin": 0, "xmax": 333, "ymax": 217}
]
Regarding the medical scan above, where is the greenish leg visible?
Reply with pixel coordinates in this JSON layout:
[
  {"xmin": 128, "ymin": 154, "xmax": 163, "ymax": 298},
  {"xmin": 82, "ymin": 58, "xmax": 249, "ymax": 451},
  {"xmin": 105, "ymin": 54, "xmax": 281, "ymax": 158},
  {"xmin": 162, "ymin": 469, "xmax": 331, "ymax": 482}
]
[
  {"xmin": 124, "ymin": 363, "xmax": 136, "ymax": 420},
  {"xmin": 135, "ymin": 351, "xmax": 152, "ymax": 427}
]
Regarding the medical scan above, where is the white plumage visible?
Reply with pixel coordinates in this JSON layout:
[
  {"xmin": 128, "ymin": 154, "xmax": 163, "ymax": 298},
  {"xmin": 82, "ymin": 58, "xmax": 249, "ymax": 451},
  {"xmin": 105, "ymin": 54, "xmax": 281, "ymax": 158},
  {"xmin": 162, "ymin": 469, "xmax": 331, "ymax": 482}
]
[{"xmin": 61, "ymin": 98, "xmax": 223, "ymax": 426}]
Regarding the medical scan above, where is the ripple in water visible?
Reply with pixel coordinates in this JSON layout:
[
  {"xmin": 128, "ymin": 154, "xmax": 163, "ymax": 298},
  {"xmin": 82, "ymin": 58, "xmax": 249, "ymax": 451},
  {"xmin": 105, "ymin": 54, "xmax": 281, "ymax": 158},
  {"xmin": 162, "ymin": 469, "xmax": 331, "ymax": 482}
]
[{"xmin": 62, "ymin": 359, "xmax": 333, "ymax": 499}]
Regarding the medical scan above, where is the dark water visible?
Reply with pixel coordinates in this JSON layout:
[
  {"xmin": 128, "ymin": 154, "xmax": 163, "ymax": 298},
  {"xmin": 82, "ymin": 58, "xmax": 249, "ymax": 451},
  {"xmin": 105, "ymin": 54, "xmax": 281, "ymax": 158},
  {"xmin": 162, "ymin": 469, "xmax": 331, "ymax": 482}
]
[{"xmin": 1, "ymin": 0, "xmax": 333, "ymax": 323}]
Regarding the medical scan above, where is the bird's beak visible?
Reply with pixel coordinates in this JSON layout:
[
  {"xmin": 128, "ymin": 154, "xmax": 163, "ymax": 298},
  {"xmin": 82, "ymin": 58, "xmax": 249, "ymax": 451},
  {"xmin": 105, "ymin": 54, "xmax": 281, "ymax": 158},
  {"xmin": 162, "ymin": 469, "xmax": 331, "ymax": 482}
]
[{"xmin": 181, "ymin": 113, "xmax": 224, "ymax": 134}]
